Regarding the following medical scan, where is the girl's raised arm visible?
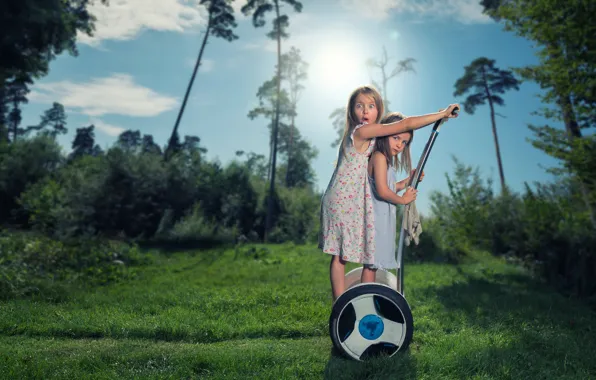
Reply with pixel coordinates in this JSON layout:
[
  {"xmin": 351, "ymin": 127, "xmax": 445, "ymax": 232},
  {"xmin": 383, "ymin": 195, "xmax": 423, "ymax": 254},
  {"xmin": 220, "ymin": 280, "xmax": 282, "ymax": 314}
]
[{"xmin": 355, "ymin": 104, "xmax": 459, "ymax": 140}]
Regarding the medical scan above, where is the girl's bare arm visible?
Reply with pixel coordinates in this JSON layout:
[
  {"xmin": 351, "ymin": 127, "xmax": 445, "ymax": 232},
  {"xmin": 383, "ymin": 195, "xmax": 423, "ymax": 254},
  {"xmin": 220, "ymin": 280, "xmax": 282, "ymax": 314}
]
[
  {"xmin": 372, "ymin": 154, "xmax": 410, "ymax": 205},
  {"xmin": 355, "ymin": 104, "xmax": 459, "ymax": 140},
  {"xmin": 395, "ymin": 178, "xmax": 408, "ymax": 192}
]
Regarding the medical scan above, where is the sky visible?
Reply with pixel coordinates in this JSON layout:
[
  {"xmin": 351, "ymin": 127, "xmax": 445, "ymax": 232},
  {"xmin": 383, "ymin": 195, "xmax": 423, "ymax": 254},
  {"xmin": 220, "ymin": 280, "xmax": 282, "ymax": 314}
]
[{"xmin": 19, "ymin": 0, "xmax": 562, "ymax": 217}]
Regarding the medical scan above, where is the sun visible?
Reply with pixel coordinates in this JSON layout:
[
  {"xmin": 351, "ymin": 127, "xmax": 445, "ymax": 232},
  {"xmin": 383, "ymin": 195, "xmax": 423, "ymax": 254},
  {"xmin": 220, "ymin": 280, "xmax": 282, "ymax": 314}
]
[{"xmin": 309, "ymin": 34, "xmax": 370, "ymax": 95}]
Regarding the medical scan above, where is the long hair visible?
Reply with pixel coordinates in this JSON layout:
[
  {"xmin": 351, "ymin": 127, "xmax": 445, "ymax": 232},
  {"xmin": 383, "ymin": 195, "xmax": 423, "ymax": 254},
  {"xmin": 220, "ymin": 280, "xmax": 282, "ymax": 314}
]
[
  {"xmin": 375, "ymin": 112, "xmax": 414, "ymax": 174},
  {"xmin": 340, "ymin": 85, "xmax": 384, "ymax": 157}
]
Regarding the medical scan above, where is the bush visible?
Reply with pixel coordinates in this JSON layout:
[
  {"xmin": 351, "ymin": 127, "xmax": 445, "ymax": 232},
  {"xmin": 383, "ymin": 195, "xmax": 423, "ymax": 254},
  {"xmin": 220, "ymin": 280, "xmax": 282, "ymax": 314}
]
[
  {"xmin": 0, "ymin": 134, "xmax": 63, "ymax": 224},
  {"xmin": 268, "ymin": 186, "xmax": 321, "ymax": 244},
  {"xmin": 0, "ymin": 231, "xmax": 151, "ymax": 299},
  {"xmin": 428, "ymin": 157, "xmax": 596, "ymax": 300},
  {"xmin": 405, "ymin": 215, "xmax": 460, "ymax": 263},
  {"xmin": 490, "ymin": 179, "xmax": 596, "ymax": 298},
  {"xmin": 17, "ymin": 154, "xmax": 110, "ymax": 237},
  {"xmin": 155, "ymin": 204, "xmax": 237, "ymax": 246},
  {"xmin": 6, "ymin": 135, "xmax": 323, "ymax": 247},
  {"xmin": 426, "ymin": 157, "xmax": 493, "ymax": 262}
]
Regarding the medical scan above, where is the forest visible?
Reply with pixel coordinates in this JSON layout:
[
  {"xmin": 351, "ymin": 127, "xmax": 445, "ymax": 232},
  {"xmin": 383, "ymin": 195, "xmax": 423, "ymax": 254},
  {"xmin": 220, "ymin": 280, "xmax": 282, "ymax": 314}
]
[{"xmin": 0, "ymin": 1, "xmax": 594, "ymax": 378}]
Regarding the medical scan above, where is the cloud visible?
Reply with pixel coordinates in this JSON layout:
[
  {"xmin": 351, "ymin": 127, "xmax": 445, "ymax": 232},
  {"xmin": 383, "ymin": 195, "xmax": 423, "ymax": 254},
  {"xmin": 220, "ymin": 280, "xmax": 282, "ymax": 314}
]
[
  {"xmin": 231, "ymin": 0, "xmax": 249, "ymax": 20},
  {"xmin": 242, "ymin": 43, "xmax": 261, "ymax": 50},
  {"xmin": 29, "ymin": 73, "xmax": 178, "ymax": 117},
  {"xmin": 189, "ymin": 94, "xmax": 214, "ymax": 107},
  {"xmin": 339, "ymin": 0, "xmax": 491, "ymax": 24},
  {"xmin": 186, "ymin": 58, "xmax": 214, "ymax": 73},
  {"xmin": 91, "ymin": 118, "xmax": 126, "ymax": 137},
  {"xmin": 243, "ymin": 12, "xmax": 312, "ymax": 53},
  {"xmin": 77, "ymin": 0, "xmax": 207, "ymax": 46},
  {"xmin": 200, "ymin": 59, "xmax": 214, "ymax": 73}
]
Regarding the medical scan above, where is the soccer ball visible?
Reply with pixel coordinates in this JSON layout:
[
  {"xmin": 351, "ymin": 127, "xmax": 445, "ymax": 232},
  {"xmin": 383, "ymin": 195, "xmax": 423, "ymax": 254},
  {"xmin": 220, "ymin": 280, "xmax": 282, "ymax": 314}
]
[{"xmin": 329, "ymin": 280, "xmax": 413, "ymax": 361}]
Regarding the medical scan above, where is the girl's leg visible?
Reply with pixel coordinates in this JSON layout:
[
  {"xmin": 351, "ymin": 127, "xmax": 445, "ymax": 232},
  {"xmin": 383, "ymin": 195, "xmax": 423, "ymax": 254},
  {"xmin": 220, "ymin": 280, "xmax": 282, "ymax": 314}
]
[
  {"xmin": 361, "ymin": 265, "xmax": 377, "ymax": 283},
  {"xmin": 330, "ymin": 255, "xmax": 346, "ymax": 301}
]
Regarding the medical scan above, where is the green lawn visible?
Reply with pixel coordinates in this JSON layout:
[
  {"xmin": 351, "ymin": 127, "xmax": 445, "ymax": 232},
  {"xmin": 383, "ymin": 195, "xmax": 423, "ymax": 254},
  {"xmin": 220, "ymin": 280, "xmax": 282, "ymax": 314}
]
[{"xmin": 1, "ymin": 243, "xmax": 595, "ymax": 379}]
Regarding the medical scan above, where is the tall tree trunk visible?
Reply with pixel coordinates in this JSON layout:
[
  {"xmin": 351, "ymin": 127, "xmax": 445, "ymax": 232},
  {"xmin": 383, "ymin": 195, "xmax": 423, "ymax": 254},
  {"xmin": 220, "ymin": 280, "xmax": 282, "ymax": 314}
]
[
  {"xmin": 264, "ymin": 0, "xmax": 282, "ymax": 242},
  {"xmin": 285, "ymin": 116, "xmax": 294, "ymax": 187},
  {"xmin": 267, "ymin": 119, "xmax": 273, "ymax": 182},
  {"xmin": 559, "ymin": 95, "xmax": 582, "ymax": 139},
  {"xmin": 551, "ymin": 38, "xmax": 596, "ymax": 229},
  {"xmin": 482, "ymin": 66, "xmax": 506, "ymax": 192},
  {"xmin": 165, "ymin": 14, "xmax": 212, "ymax": 160},
  {"xmin": 0, "ymin": 86, "xmax": 7, "ymax": 143},
  {"xmin": 558, "ymin": 94, "xmax": 596, "ymax": 229},
  {"xmin": 10, "ymin": 101, "xmax": 19, "ymax": 142}
]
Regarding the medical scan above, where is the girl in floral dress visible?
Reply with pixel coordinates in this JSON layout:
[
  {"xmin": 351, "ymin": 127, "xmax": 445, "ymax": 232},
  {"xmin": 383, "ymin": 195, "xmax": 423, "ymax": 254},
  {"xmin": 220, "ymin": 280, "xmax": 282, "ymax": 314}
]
[{"xmin": 319, "ymin": 85, "xmax": 459, "ymax": 301}]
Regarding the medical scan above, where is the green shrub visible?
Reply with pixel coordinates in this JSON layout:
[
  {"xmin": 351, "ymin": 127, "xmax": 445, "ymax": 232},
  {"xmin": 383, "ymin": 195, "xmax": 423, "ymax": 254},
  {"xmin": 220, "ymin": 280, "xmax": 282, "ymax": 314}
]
[
  {"xmin": 268, "ymin": 186, "xmax": 321, "ymax": 244},
  {"xmin": 428, "ymin": 157, "xmax": 596, "ymax": 300},
  {"xmin": 405, "ymin": 215, "xmax": 461, "ymax": 263},
  {"xmin": 500, "ymin": 180, "xmax": 596, "ymax": 298},
  {"xmin": 0, "ymin": 231, "xmax": 151, "ymax": 299},
  {"xmin": 156, "ymin": 204, "xmax": 237, "ymax": 245},
  {"xmin": 0, "ymin": 134, "xmax": 63, "ymax": 223},
  {"xmin": 426, "ymin": 158, "xmax": 493, "ymax": 262}
]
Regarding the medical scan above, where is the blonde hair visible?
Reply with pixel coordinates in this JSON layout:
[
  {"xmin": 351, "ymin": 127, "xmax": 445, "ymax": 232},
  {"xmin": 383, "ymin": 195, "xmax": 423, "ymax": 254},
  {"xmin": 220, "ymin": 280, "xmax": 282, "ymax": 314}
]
[
  {"xmin": 340, "ymin": 85, "xmax": 384, "ymax": 156},
  {"xmin": 375, "ymin": 112, "xmax": 414, "ymax": 174}
]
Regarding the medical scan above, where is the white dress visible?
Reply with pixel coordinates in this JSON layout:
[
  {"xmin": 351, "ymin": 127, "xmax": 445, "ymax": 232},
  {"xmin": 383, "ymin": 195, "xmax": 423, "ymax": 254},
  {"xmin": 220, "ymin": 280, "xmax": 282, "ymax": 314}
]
[{"xmin": 367, "ymin": 166, "xmax": 398, "ymax": 270}]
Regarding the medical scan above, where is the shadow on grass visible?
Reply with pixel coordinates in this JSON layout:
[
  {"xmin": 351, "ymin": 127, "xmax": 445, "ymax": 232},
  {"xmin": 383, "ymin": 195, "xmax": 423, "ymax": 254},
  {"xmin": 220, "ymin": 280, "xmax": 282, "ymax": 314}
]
[
  {"xmin": 323, "ymin": 346, "xmax": 417, "ymax": 380},
  {"xmin": 415, "ymin": 270, "xmax": 596, "ymax": 378},
  {"xmin": 0, "ymin": 282, "xmax": 73, "ymax": 304},
  {"xmin": 2, "ymin": 324, "xmax": 325, "ymax": 345},
  {"xmin": 137, "ymin": 238, "xmax": 233, "ymax": 255},
  {"xmin": 424, "ymin": 271, "xmax": 596, "ymax": 330}
]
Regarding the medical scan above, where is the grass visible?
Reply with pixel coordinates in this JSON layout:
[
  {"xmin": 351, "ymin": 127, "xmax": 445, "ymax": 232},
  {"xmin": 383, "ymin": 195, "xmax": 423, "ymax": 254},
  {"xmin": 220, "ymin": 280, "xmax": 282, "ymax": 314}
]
[{"xmin": 0, "ymin": 243, "xmax": 595, "ymax": 379}]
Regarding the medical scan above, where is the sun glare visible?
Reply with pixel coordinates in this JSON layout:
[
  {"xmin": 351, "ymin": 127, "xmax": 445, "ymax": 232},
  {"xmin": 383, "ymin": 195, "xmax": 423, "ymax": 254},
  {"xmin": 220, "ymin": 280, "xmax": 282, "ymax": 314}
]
[{"xmin": 309, "ymin": 35, "xmax": 369, "ymax": 95}]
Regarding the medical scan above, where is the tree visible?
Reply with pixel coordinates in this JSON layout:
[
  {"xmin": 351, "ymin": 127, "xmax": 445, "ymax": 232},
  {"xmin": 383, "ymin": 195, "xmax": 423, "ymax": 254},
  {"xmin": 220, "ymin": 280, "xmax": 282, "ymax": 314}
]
[
  {"xmin": 182, "ymin": 135, "xmax": 207, "ymax": 155},
  {"xmin": 247, "ymin": 77, "xmax": 293, "ymax": 182},
  {"xmin": 165, "ymin": 0, "xmax": 238, "ymax": 160},
  {"xmin": 366, "ymin": 46, "xmax": 416, "ymax": 112},
  {"xmin": 0, "ymin": 124, "xmax": 7, "ymax": 144},
  {"xmin": 117, "ymin": 130, "xmax": 142, "ymax": 152},
  {"xmin": 242, "ymin": 0, "xmax": 303, "ymax": 242},
  {"xmin": 329, "ymin": 107, "xmax": 346, "ymax": 148},
  {"xmin": 2, "ymin": 75, "xmax": 30, "ymax": 142},
  {"xmin": 141, "ymin": 134, "xmax": 162, "ymax": 155},
  {"xmin": 24, "ymin": 102, "xmax": 68, "ymax": 138},
  {"xmin": 481, "ymin": 0, "xmax": 594, "ymax": 133},
  {"xmin": 453, "ymin": 57, "xmax": 520, "ymax": 192},
  {"xmin": 1, "ymin": 0, "xmax": 106, "ymax": 145},
  {"xmin": 70, "ymin": 125, "xmax": 102, "ymax": 159},
  {"xmin": 167, "ymin": 131, "xmax": 183, "ymax": 156},
  {"xmin": 279, "ymin": 46, "xmax": 308, "ymax": 187},
  {"xmin": 480, "ymin": 0, "xmax": 596, "ymax": 227},
  {"xmin": 235, "ymin": 150, "xmax": 268, "ymax": 180},
  {"xmin": 0, "ymin": 87, "xmax": 8, "ymax": 142},
  {"xmin": 277, "ymin": 123, "xmax": 318, "ymax": 188},
  {"xmin": 0, "ymin": 0, "xmax": 109, "ymax": 106}
]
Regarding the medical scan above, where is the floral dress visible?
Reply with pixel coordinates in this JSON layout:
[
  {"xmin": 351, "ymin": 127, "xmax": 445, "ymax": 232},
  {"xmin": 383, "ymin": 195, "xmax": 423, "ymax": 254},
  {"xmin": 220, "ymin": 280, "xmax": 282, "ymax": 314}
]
[{"xmin": 319, "ymin": 124, "xmax": 376, "ymax": 264}]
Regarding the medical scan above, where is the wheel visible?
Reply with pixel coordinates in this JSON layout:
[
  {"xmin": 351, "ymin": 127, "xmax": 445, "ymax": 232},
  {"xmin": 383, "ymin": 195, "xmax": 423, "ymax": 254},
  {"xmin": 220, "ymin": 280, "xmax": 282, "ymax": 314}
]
[
  {"xmin": 329, "ymin": 283, "xmax": 413, "ymax": 361},
  {"xmin": 344, "ymin": 267, "xmax": 398, "ymax": 290}
]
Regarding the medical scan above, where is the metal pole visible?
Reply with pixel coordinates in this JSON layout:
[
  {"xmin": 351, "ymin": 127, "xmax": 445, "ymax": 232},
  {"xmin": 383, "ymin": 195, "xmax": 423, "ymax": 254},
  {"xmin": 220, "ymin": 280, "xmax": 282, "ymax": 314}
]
[{"xmin": 395, "ymin": 115, "xmax": 451, "ymax": 295}]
